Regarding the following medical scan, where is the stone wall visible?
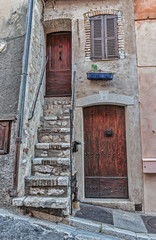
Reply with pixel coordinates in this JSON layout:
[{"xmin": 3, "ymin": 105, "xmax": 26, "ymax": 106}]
[
  {"xmin": 17, "ymin": 0, "xmax": 46, "ymax": 196},
  {"xmin": 0, "ymin": 0, "xmax": 27, "ymax": 209}
]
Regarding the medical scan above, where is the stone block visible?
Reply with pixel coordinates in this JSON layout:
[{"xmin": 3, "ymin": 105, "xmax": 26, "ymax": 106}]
[
  {"xmin": 12, "ymin": 197, "xmax": 25, "ymax": 207},
  {"xmin": 47, "ymin": 189, "xmax": 65, "ymax": 196},
  {"xmin": 58, "ymin": 176, "xmax": 69, "ymax": 186},
  {"xmin": 113, "ymin": 210, "xmax": 147, "ymax": 233},
  {"xmin": 17, "ymin": 196, "xmax": 69, "ymax": 209},
  {"xmin": 29, "ymin": 187, "xmax": 45, "ymax": 195}
]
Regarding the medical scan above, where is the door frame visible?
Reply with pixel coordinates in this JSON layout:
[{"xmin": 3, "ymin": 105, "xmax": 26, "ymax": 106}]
[
  {"xmin": 83, "ymin": 105, "xmax": 128, "ymax": 199},
  {"xmin": 74, "ymin": 93, "xmax": 136, "ymax": 206},
  {"xmin": 82, "ymin": 104, "xmax": 128, "ymax": 200},
  {"xmin": 45, "ymin": 31, "xmax": 72, "ymax": 97}
]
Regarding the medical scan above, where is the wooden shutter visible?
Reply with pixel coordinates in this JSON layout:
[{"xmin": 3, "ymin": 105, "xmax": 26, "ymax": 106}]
[
  {"xmin": 0, "ymin": 121, "xmax": 10, "ymax": 154},
  {"xmin": 91, "ymin": 15, "xmax": 118, "ymax": 59},
  {"xmin": 91, "ymin": 16, "xmax": 104, "ymax": 59},
  {"xmin": 105, "ymin": 15, "xmax": 118, "ymax": 58}
]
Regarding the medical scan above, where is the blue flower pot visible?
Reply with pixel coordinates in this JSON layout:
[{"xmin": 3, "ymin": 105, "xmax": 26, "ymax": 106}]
[{"xmin": 87, "ymin": 72, "xmax": 114, "ymax": 80}]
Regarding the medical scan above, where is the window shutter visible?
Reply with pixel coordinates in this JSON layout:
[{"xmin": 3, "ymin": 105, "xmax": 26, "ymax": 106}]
[
  {"xmin": 105, "ymin": 15, "xmax": 118, "ymax": 58},
  {"xmin": 0, "ymin": 121, "xmax": 10, "ymax": 154},
  {"xmin": 91, "ymin": 16, "xmax": 104, "ymax": 59}
]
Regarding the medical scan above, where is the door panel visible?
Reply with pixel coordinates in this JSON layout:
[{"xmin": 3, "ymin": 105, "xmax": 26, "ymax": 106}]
[
  {"xmin": 84, "ymin": 105, "xmax": 128, "ymax": 198},
  {"xmin": 46, "ymin": 32, "xmax": 71, "ymax": 97},
  {"xmin": 0, "ymin": 121, "xmax": 10, "ymax": 154}
]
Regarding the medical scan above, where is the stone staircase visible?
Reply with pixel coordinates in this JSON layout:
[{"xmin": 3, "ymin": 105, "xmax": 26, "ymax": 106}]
[{"xmin": 13, "ymin": 97, "xmax": 71, "ymax": 218}]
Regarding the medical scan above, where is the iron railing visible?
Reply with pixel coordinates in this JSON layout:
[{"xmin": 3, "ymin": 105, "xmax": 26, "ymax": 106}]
[
  {"xmin": 70, "ymin": 71, "xmax": 76, "ymax": 215},
  {"xmin": 28, "ymin": 57, "xmax": 48, "ymax": 120}
]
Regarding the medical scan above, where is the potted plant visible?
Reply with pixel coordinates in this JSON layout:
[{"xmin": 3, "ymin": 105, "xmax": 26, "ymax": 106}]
[{"xmin": 87, "ymin": 64, "xmax": 114, "ymax": 80}]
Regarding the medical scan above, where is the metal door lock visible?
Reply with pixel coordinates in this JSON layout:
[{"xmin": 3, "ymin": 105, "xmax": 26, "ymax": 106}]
[
  {"xmin": 105, "ymin": 128, "xmax": 113, "ymax": 137},
  {"xmin": 73, "ymin": 141, "xmax": 81, "ymax": 152}
]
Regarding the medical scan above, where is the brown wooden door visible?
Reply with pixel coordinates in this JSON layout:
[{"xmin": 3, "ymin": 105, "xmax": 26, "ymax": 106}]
[
  {"xmin": 46, "ymin": 32, "xmax": 71, "ymax": 97},
  {"xmin": 84, "ymin": 105, "xmax": 128, "ymax": 198},
  {"xmin": 0, "ymin": 121, "xmax": 10, "ymax": 154}
]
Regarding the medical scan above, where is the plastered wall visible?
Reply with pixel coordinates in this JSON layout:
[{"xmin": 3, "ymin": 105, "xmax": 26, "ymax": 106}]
[
  {"xmin": 0, "ymin": 0, "xmax": 27, "ymax": 208},
  {"xmin": 134, "ymin": 0, "xmax": 156, "ymax": 213}
]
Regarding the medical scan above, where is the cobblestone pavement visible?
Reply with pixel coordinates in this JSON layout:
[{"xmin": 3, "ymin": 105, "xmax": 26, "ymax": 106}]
[{"xmin": 0, "ymin": 212, "xmax": 121, "ymax": 240}]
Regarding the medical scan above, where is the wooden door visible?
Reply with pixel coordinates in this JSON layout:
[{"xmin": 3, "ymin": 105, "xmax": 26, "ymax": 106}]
[
  {"xmin": 84, "ymin": 105, "xmax": 128, "ymax": 198},
  {"xmin": 46, "ymin": 32, "xmax": 71, "ymax": 97},
  {"xmin": 0, "ymin": 121, "xmax": 10, "ymax": 154}
]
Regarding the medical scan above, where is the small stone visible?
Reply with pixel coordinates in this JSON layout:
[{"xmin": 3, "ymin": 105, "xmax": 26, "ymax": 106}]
[
  {"xmin": 58, "ymin": 177, "xmax": 68, "ymax": 186},
  {"xmin": 47, "ymin": 189, "xmax": 65, "ymax": 196},
  {"xmin": 30, "ymin": 187, "xmax": 45, "ymax": 195},
  {"xmin": 62, "ymin": 121, "xmax": 68, "ymax": 126}
]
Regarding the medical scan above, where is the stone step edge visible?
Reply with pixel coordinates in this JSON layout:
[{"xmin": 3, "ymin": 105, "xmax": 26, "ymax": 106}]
[
  {"xmin": 44, "ymin": 97, "xmax": 71, "ymax": 102},
  {"xmin": 38, "ymin": 128, "xmax": 70, "ymax": 133},
  {"xmin": 25, "ymin": 176, "xmax": 69, "ymax": 187},
  {"xmin": 13, "ymin": 196, "xmax": 69, "ymax": 209},
  {"xmin": 44, "ymin": 116, "xmax": 70, "ymax": 121},
  {"xmin": 35, "ymin": 143, "xmax": 70, "ymax": 150},
  {"xmin": 32, "ymin": 157, "xmax": 70, "ymax": 166},
  {"xmin": 0, "ymin": 209, "xmax": 154, "ymax": 240},
  {"xmin": 69, "ymin": 216, "xmax": 139, "ymax": 240}
]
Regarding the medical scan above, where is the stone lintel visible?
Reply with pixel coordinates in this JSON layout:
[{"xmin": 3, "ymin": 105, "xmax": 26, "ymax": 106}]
[{"xmin": 76, "ymin": 93, "xmax": 134, "ymax": 107}]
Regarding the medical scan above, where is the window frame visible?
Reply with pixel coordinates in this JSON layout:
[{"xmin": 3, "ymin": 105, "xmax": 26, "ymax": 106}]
[{"xmin": 90, "ymin": 14, "xmax": 119, "ymax": 60}]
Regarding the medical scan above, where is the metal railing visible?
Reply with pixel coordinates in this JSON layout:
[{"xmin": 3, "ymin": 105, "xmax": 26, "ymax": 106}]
[
  {"xmin": 70, "ymin": 70, "xmax": 76, "ymax": 215},
  {"xmin": 28, "ymin": 57, "xmax": 48, "ymax": 120}
]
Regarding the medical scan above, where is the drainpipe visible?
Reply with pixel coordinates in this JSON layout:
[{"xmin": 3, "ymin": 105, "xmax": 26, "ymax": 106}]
[{"xmin": 12, "ymin": 0, "xmax": 34, "ymax": 196}]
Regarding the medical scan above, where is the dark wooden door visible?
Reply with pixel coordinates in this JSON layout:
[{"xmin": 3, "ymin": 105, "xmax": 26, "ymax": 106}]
[
  {"xmin": 84, "ymin": 105, "xmax": 128, "ymax": 198},
  {"xmin": 0, "ymin": 121, "xmax": 10, "ymax": 154},
  {"xmin": 46, "ymin": 32, "xmax": 71, "ymax": 97}
]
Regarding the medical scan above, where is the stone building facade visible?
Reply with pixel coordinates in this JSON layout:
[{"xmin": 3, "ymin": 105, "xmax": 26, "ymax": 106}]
[{"xmin": 0, "ymin": 0, "xmax": 148, "ymax": 218}]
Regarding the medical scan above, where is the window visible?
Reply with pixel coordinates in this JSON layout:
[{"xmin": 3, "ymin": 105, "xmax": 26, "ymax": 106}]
[
  {"xmin": 91, "ymin": 15, "xmax": 118, "ymax": 60},
  {"xmin": 0, "ymin": 121, "xmax": 10, "ymax": 154}
]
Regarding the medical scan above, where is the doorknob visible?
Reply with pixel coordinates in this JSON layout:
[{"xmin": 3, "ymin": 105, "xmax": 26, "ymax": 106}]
[
  {"xmin": 105, "ymin": 128, "xmax": 113, "ymax": 137},
  {"xmin": 59, "ymin": 51, "xmax": 62, "ymax": 60}
]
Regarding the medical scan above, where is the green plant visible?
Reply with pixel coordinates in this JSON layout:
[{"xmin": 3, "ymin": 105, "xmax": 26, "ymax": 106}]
[
  {"xmin": 91, "ymin": 64, "xmax": 98, "ymax": 72},
  {"xmin": 99, "ymin": 224, "xmax": 102, "ymax": 233}
]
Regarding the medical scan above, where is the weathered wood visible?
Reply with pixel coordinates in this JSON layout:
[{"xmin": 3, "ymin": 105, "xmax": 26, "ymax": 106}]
[
  {"xmin": 91, "ymin": 15, "xmax": 118, "ymax": 59},
  {"xmin": 0, "ymin": 121, "xmax": 10, "ymax": 154},
  {"xmin": 84, "ymin": 105, "xmax": 128, "ymax": 198},
  {"xmin": 46, "ymin": 32, "xmax": 72, "ymax": 97}
]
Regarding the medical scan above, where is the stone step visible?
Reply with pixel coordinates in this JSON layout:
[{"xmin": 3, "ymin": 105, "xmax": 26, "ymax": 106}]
[
  {"xmin": 13, "ymin": 196, "xmax": 69, "ymax": 210},
  {"xmin": 25, "ymin": 176, "xmax": 69, "ymax": 187},
  {"xmin": 25, "ymin": 176, "xmax": 69, "ymax": 197},
  {"xmin": 38, "ymin": 128, "xmax": 70, "ymax": 133},
  {"xmin": 44, "ymin": 107, "xmax": 70, "ymax": 116},
  {"xmin": 35, "ymin": 146, "xmax": 70, "ymax": 158},
  {"xmin": 38, "ymin": 128, "xmax": 70, "ymax": 143},
  {"xmin": 33, "ymin": 157, "xmax": 70, "ymax": 166},
  {"xmin": 44, "ymin": 97, "xmax": 71, "ymax": 106},
  {"xmin": 41, "ymin": 115, "xmax": 70, "ymax": 128},
  {"xmin": 36, "ymin": 143, "xmax": 70, "ymax": 150},
  {"xmin": 26, "ymin": 185, "xmax": 68, "ymax": 197},
  {"xmin": 32, "ymin": 158, "xmax": 70, "ymax": 177},
  {"xmin": 44, "ymin": 115, "xmax": 70, "ymax": 121}
]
